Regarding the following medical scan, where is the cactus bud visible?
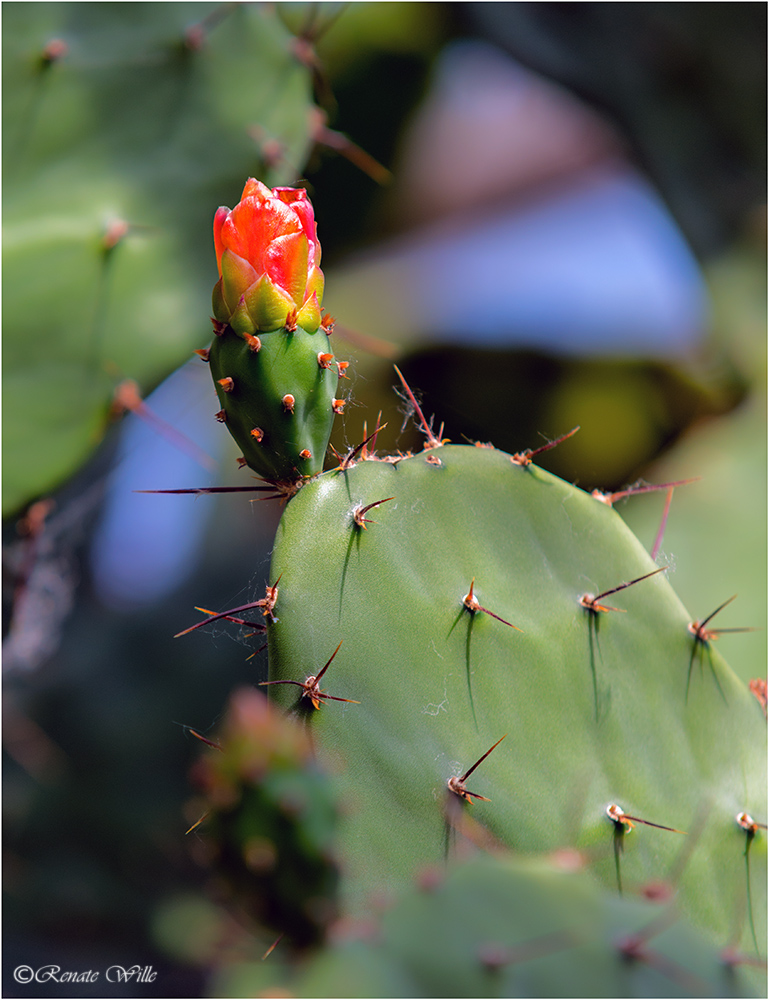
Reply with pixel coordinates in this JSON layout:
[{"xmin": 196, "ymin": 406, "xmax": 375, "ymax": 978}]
[
  {"xmin": 208, "ymin": 180, "xmax": 340, "ymax": 484},
  {"xmin": 212, "ymin": 179, "xmax": 324, "ymax": 335}
]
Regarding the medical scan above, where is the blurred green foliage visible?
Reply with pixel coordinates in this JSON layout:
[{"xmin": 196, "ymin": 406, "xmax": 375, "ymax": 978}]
[{"xmin": 3, "ymin": 2, "xmax": 315, "ymax": 516}]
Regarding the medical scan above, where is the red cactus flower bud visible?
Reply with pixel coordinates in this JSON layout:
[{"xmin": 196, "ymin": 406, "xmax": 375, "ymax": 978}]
[{"xmin": 212, "ymin": 179, "xmax": 324, "ymax": 335}]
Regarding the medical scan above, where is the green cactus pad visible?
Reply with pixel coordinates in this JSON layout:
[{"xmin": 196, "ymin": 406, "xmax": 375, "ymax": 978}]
[
  {"xmin": 208, "ymin": 323, "xmax": 339, "ymax": 482},
  {"xmin": 266, "ymin": 443, "xmax": 767, "ymax": 954}
]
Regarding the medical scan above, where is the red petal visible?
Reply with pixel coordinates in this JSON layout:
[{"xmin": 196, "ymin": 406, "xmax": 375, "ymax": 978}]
[
  {"xmin": 272, "ymin": 189, "xmax": 321, "ymax": 264},
  {"xmin": 241, "ymin": 177, "xmax": 272, "ymax": 201},
  {"xmin": 306, "ymin": 264, "xmax": 324, "ymax": 305},
  {"xmin": 272, "ymin": 186, "xmax": 307, "ymax": 206},
  {"xmin": 213, "ymin": 206, "xmax": 230, "ymax": 276},
  {"xmin": 288, "ymin": 197, "xmax": 321, "ymax": 265},
  {"xmin": 223, "ymin": 197, "xmax": 300, "ymax": 271},
  {"xmin": 264, "ymin": 232, "xmax": 309, "ymax": 305}
]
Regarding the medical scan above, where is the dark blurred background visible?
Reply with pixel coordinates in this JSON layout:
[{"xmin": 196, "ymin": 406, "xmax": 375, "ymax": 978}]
[{"xmin": 3, "ymin": 3, "xmax": 765, "ymax": 996}]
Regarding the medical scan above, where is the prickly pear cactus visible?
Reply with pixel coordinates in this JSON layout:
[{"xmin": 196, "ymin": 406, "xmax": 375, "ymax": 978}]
[
  {"xmin": 264, "ymin": 439, "xmax": 766, "ymax": 956},
  {"xmin": 189, "ymin": 179, "xmax": 765, "ymax": 994}
]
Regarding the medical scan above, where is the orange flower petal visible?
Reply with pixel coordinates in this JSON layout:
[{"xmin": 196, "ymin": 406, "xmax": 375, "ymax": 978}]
[
  {"xmin": 214, "ymin": 180, "xmax": 324, "ymax": 326},
  {"xmin": 241, "ymin": 177, "xmax": 272, "ymax": 201},
  {"xmin": 285, "ymin": 196, "xmax": 321, "ymax": 267},
  {"xmin": 272, "ymin": 186, "xmax": 307, "ymax": 206},
  {"xmin": 224, "ymin": 197, "xmax": 300, "ymax": 270},
  {"xmin": 213, "ymin": 206, "xmax": 229, "ymax": 276},
  {"xmin": 264, "ymin": 232, "xmax": 309, "ymax": 307}
]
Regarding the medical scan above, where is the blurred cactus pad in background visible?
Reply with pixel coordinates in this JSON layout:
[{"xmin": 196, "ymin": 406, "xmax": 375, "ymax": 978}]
[
  {"xmin": 3, "ymin": 3, "xmax": 766, "ymax": 998},
  {"xmin": 3, "ymin": 2, "xmax": 317, "ymax": 516}
]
